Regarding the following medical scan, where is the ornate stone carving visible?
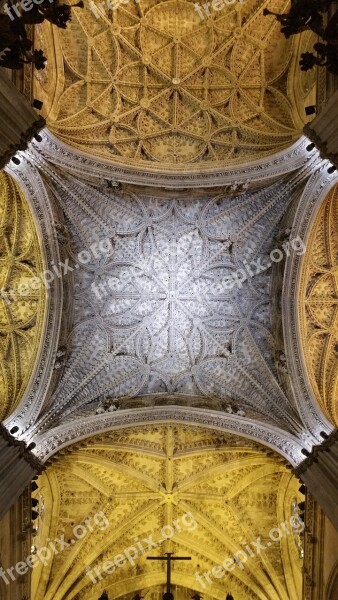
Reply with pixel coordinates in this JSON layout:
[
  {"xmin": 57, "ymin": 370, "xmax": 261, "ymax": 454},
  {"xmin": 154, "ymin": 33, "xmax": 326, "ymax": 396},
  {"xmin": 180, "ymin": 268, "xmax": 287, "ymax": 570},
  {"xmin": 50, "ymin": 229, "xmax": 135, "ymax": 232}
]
[
  {"xmin": 33, "ymin": 405, "xmax": 305, "ymax": 465},
  {"xmin": 299, "ymin": 183, "xmax": 338, "ymax": 426},
  {"xmin": 30, "ymin": 129, "xmax": 314, "ymax": 188},
  {"xmin": 21, "ymin": 163, "xmax": 312, "ymax": 446},
  {"xmin": 31, "ymin": 424, "xmax": 303, "ymax": 600},
  {"xmin": 282, "ymin": 163, "xmax": 338, "ymax": 438},
  {"xmin": 33, "ymin": 0, "xmax": 314, "ymax": 171},
  {"xmin": 0, "ymin": 172, "xmax": 46, "ymax": 420}
]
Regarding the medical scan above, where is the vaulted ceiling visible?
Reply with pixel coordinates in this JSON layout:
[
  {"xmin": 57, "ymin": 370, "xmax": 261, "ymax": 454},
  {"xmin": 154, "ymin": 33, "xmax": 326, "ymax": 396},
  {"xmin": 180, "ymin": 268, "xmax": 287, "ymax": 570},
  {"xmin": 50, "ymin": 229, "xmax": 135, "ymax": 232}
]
[
  {"xmin": 1, "ymin": 3, "xmax": 332, "ymax": 598},
  {"xmin": 23, "ymin": 163, "xmax": 309, "ymax": 449},
  {"xmin": 299, "ymin": 183, "xmax": 338, "ymax": 427},
  {"xmin": 33, "ymin": 0, "xmax": 315, "ymax": 168},
  {"xmin": 31, "ymin": 425, "xmax": 304, "ymax": 600},
  {"xmin": 0, "ymin": 172, "xmax": 46, "ymax": 420}
]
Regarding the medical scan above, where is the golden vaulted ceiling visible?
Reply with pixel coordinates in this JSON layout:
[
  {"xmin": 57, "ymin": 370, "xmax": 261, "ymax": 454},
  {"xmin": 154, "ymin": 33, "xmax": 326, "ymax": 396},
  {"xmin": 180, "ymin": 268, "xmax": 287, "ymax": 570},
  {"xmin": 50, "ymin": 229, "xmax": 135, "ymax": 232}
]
[
  {"xmin": 33, "ymin": 0, "xmax": 315, "ymax": 168},
  {"xmin": 32, "ymin": 425, "xmax": 304, "ymax": 600},
  {"xmin": 0, "ymin": 172, "xmax": 46, "ymax": 420},
  {"xmin": 300, "ymin": 184, "xmax": 338, "ymax": 427}
]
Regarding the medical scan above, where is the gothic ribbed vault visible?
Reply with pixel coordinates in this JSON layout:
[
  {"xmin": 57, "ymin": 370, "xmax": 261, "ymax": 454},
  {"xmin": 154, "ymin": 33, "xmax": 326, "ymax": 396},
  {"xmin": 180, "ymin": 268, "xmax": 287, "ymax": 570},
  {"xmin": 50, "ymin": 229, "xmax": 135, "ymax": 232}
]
[
  {"xmin": 0, "ymin": 172, "xmax": 46, "ymax": 420},
  {"xmin": 299, "ymin": 183, "xmax": 338, "ymax": 427},
  {"xmin": 1, "ymin": 2, "xmax": 338, "ymax": 599},
  {"xmin": 32, "ymin": 425, "xmax": 304, "ymax": 600},
  {"xmin": 16, "ymin": 160, "xmax": 314, "ymax": 460},
  {"xmin": 33, "ymin": 0, "xmax": 315, "ymax": 168}
]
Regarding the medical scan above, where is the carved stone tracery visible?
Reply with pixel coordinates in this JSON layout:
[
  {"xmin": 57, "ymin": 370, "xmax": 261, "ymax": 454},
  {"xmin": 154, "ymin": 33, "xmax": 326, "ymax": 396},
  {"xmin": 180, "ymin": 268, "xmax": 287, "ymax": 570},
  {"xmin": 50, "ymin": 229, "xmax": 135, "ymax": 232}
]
[
  {"xmin": 31, "ymin": 425, "xmax": 303, "ymax": 600},
  {"xmin": 21, "ymin": 162, "xmax": 310, "ymax": 446},
  {"xmin": 299, "ymin": 183, "xmax": 338, "ymax": 426},
  {"xmin": 0, "ymin": 172, "xmax": 46, "ymax": 420},
  {"xmin": 34, "ymin": 0, "xmax": 308, "ymax": 168}
]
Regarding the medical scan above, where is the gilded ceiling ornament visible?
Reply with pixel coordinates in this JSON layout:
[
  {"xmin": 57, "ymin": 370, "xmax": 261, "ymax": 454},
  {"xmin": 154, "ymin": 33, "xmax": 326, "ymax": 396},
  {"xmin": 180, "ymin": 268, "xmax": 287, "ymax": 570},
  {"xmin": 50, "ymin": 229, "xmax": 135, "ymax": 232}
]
[
  {"xmin": 34, "ymin": 0, "xmax": 305, "ymax": 167},
  {"xmin": 300, "ymin": 183, "xmax": 338, "ymax": 426},
  {"xmin": 0, "ymin": 171, "xmax": 46, "ymax": 420}
]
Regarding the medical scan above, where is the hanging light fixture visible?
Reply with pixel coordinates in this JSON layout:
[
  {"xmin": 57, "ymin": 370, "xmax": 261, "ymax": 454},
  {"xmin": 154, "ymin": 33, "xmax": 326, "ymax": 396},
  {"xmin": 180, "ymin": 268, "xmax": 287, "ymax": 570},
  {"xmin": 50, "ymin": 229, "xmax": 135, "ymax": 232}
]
[{"xmin": 0, "ymin": 1, "xmax": 84, "ymax": 70}]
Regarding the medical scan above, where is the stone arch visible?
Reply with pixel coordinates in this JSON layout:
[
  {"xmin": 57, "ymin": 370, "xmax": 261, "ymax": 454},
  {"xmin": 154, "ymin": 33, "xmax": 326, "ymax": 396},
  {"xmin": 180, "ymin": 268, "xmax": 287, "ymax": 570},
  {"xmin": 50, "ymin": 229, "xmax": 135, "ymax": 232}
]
[
  {"xmin": 282, "ymin": 165, "xmax": 338, "ymax": 438},
  {"xmin": 2, "ymin": 158, "xmax": 63, "ymax": 432},
  {"xmin": 32, "ymin": 406, "xmax": 304, "ymax": 465},
  {"xmin": 0, "ymin": 169, "xmax": 47, "ymax": 422}
]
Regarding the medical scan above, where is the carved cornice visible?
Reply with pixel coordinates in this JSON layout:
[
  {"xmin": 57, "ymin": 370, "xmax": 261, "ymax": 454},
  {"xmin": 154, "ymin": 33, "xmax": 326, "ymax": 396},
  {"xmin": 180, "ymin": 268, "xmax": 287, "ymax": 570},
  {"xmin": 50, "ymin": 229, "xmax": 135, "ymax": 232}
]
[
  {"xmin": 304, "ymin": 124, "xmax": 338, "ymax": 169},
  {"xmin": 0, "ymin": 115, "xmax": 45, "ymax": 171}
]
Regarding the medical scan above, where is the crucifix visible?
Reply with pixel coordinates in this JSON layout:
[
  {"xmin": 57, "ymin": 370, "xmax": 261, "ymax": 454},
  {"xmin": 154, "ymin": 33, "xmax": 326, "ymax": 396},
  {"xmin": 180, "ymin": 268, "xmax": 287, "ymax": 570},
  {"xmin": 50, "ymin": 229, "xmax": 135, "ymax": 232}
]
[{"xmin": 147, "ymin": 552, "xmax": 191, "ymax": 600}]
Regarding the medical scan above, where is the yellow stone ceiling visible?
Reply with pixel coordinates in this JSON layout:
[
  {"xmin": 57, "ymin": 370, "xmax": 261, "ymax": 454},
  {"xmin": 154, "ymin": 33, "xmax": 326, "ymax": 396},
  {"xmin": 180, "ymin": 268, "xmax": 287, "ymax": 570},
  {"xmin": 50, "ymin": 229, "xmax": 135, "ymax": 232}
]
[
  {"xmin": 32, "ymin": 425, "xmax": 303, "ymax": 600},
  {"xmin": 33, "ymin": 0, "xmax": 312, "ymax": 168},
  {"xmin": 300, "ymin": 184, "xmax": 338, "ymax": 427},
  {"xmin": 0, "ymin": 172, "xmax": 46, "ymax": 420}
]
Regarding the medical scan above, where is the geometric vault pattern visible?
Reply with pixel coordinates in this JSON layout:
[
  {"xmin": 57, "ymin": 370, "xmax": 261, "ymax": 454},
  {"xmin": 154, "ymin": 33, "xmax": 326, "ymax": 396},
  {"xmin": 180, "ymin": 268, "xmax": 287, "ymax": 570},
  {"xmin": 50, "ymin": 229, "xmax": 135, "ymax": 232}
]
[
  {"xmin": 31, "ymin": 425, "xmax": 304, "ymax": 600},
  {"xmin": 34, "ymin": 0, "xmax": 300, "ymax": 166},
  {"xmin": 0, "ymin": 172, "xmax": 46, "ymax": 420},
  {"xmin": 29, "ymin": 166, "xmax": 304, "ymax": 438},
  {"xmin": 300, "ymin": 183, "xmax": 338, "ymax": 427}
]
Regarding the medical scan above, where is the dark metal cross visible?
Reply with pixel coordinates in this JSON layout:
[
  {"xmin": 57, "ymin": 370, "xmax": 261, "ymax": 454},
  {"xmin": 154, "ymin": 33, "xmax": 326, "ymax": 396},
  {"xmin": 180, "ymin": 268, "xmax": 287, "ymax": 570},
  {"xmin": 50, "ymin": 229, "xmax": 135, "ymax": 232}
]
[{"xmin": 147, "ymin": 552, "xmax": 191, "ymax": 597}]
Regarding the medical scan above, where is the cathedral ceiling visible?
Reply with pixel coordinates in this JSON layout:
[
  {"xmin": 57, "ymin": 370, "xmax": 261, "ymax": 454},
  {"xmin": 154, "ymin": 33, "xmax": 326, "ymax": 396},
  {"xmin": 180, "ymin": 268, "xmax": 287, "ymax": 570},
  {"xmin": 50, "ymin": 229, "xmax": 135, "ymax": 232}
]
[
  {"xmin": 0, "ymin": 172, "xmax": 46, "ymax": 420},
  {"xmin": 24, "ymin": 164, "xmax": 309, "ymax": 446},
  {"xmin": 33, "ymin": 0, "xmax": 315, "ymax": 169},
  {"xmin": 299, "ymin": 183, "xmax": 338, "ymax": 427},
  {"xmin": 31, "ymin": 425, "xmax": 304, "ymax": 600}
]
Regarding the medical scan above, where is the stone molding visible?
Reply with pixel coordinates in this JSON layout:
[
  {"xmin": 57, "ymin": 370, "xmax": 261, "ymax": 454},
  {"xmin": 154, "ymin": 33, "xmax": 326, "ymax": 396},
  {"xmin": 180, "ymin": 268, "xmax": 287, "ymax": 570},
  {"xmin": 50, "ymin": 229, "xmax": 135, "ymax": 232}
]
[
  {"xmin": 31, "ymin": 130, "xmax": 315, "ymax": 189},
  {"xmin": 3, "ymin": 157, "xmax": 64, "ymax": 434},
  {"xmin": 0, "ymin": 424, "xmax": 44, "ymax": 472},
  {"xmin": 32, "ymin": 405, "xmax": 305, "ymax": 465},
  {"xmin": 282, "ymin": 163, "xmax": 338, "ymax": 438}
]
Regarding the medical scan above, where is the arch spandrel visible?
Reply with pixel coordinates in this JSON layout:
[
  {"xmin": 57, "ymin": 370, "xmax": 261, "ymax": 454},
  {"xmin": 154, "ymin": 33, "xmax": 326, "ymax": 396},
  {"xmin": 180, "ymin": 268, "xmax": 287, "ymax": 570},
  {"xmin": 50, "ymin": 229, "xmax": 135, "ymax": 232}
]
[
  {"xmin": 299, "ymin": 183, "xmax": 338, "ymax": 427},
  {"xmin": 0, "ymin": 172, "xmax": 47, "ymax": 421},
  {"xmin": 33, "ymin": 0, "xmax": 315, "ymax": 170}
]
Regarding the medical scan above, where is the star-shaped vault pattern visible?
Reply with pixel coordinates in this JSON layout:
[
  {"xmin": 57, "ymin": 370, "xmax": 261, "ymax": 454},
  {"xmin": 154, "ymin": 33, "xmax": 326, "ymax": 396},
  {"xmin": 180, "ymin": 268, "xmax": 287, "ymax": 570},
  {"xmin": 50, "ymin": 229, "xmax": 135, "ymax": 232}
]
[
  {"xmin": 29, "ymin": 167, "xmax": 303, "ymax": 437},
  {"xmin": 34, "ymin": 0, "xmax": 301, "ymax": 166}
]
